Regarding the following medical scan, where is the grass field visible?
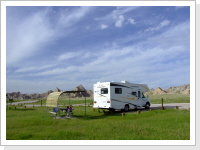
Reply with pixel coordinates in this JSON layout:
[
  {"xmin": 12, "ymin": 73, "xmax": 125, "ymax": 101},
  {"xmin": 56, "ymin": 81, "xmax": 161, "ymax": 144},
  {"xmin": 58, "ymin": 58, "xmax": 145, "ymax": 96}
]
[
  {"xmin": 9, "ymin": 93, "xmax": 189, "ymax": 106},
  {"xmin": 6, "ymin": 94, "xmax": 190, "ymax": 140},
  {"xmin": 148, "ymin": 93, "xmax": 190, "ymax": 104},
  {"xmin": 6, "ymin": 106, "xmax": 190, "ymax": 140},
  {"xmin": 28, "ymin": 97, "xmax": 93, "ymax": 106}
]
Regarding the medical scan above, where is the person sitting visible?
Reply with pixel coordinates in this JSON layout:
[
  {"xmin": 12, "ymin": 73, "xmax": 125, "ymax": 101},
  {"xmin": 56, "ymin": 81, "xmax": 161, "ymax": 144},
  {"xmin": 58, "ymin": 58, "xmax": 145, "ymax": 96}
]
[
  {"xmin": 66, "ymin": 106, "xmax": 70, "ymax": 117},
  {"xmin": 69, "ymin": 105, "xmax": 74, "ymax": 115}
]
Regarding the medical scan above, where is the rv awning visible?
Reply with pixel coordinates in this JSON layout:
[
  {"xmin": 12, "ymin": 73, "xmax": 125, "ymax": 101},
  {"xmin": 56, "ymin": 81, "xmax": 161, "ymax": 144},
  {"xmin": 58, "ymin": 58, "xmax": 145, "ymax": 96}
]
[{"xmin": 46, "ymin": 91, "xmax": 86, "ymax": 107}]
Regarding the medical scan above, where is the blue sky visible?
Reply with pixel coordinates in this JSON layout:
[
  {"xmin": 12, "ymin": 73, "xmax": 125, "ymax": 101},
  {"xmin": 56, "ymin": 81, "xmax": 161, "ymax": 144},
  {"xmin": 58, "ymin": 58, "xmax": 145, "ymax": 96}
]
[{"xmin": 6, "ymin": 6, "xmax": 190, "ymax": 94}]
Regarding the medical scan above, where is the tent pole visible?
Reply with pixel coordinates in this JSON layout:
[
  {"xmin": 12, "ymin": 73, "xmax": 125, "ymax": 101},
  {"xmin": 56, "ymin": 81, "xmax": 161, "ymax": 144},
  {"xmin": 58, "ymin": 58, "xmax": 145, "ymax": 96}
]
[
  {"xmin": 85, "ymin": 94, "xmax": 86, "ymax": 117},
  {"xmin": 69, "ymin": 93, "xmax": 70, "ymax": 105}
]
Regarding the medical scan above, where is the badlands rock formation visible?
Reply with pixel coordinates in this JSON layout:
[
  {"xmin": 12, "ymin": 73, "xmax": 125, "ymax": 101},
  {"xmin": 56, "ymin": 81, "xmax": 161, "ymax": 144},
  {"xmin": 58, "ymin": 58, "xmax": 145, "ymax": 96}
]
[{"xmin": 6, "ymin": 84, "xmax": 189, "ymax": 100}]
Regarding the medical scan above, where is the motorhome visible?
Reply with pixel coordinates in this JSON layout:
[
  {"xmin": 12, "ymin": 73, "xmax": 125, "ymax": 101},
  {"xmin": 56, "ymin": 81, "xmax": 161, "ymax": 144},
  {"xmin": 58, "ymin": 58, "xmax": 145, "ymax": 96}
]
[{"xmin": 93, "ymin": 81, "xmax": 150, "ymax": 111}]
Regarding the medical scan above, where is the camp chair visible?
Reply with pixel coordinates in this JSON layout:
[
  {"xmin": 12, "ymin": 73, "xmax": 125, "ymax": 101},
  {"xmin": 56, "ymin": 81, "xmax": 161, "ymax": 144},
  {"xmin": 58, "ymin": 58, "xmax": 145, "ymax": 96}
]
[{"xmin": 49, "ymin": 107, "xmax": 60, "ymax": 118}]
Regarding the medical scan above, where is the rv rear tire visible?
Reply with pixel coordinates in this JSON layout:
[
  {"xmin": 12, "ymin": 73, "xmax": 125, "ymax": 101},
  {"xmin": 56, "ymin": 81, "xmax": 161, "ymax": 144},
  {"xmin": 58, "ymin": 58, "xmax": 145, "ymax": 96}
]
[{"xmin": 124, "ymin": 104, "xmax": 129, "ymax": 112}]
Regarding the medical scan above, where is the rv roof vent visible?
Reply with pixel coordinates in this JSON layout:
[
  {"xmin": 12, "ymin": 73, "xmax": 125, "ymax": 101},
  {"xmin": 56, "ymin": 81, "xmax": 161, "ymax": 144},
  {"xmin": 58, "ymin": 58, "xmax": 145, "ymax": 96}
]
[{"xmin": 121, "ymin": 81, "xmax": 129, "ymax": 83}]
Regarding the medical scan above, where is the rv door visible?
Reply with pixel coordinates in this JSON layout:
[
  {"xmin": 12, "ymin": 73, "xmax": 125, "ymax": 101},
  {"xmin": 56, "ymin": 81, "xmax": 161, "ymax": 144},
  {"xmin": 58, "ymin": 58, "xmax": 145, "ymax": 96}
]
[
  {"xmin": 137, "ymin": 90, "xmax": 143, "ymax": 106},
  {"xmin": 97, "ymin": 88, "xmax": 110, "ymax": 108}
]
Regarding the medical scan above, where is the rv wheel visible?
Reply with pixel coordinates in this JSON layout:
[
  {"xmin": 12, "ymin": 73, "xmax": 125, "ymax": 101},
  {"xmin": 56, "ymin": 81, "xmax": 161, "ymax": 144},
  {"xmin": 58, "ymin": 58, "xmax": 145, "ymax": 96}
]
[
  {"xmin": 145, "ymin": 103, "xmax": 150, "ymax": 109},
  {"xmin": 124, "ymin": 104, "xmax": 129, "ymax": 112}
]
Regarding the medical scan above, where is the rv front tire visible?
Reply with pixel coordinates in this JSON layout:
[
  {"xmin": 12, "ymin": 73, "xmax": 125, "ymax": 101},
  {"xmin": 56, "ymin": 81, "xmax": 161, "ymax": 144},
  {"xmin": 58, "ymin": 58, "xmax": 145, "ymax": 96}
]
[{"xmin": 145, "ymin": 103, "xmax": 150, "ymax": 109}]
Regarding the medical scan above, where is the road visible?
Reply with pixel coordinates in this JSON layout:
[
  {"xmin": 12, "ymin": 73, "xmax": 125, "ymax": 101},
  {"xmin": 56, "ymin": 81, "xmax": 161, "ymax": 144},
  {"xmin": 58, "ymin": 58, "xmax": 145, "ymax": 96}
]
[
  {"xmin": 6, "ymin": 100, "xmax": 40, "ymax": 105},
  {"xmin": 7, "ymin": 101, "xmax": 190, "ymax": 111},
  {"xmin": 150, "ymin": 103, "xmax": 190, "ymax": 110}
]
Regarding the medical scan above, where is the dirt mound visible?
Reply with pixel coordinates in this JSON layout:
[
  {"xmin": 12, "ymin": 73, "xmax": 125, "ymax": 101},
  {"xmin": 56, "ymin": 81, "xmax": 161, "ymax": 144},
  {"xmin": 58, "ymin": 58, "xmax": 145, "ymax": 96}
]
[
  {"xmin": 71, "ymin": 85, "xmax": 91, "ymax": 98},
  {"xmin": 152, "ymin": 87, "xmax": 167, "ymax": 95},
  {"xmin": 145, "ymin": 84, "xmax": 190, "ymax": 95},
  {"xmin": 73, "ymin": 84, "xmax": 86, "ymax": 91},
  {"xmin": 54, "ymin": 87, "xmax": 61, "ymax": 92},
  {"xmin": 165, "ymin": 84, "xmax": 190, "ymax": 94}
]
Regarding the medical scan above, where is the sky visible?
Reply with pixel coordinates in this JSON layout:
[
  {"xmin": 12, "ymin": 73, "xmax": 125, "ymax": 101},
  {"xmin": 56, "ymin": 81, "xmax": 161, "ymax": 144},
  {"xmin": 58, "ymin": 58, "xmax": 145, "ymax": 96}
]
[{"xmin": 6, "ymin": 5, "xmax": 190, "ymax": 94}]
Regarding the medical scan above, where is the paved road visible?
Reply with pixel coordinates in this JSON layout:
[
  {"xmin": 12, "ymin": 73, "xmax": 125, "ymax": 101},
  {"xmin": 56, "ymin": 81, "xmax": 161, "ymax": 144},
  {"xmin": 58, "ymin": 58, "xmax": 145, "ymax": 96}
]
[
  {"xmin": 6, "ymin": 100, "xmax": 40, "ymax": 105},
  {"xmin": 8, "ymin": 101, "xmax": 190, "ymax": 111},
  {"xmin": 150, "ymin": 103, "xmax": 190, "ymax": 110}
]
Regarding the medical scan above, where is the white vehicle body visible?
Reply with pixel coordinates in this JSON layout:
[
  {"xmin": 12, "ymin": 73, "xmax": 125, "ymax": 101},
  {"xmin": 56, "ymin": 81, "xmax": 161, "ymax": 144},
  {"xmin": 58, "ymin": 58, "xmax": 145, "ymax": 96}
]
[{"xmin": 93, "ymin": 81, "xmax": 150, "ymax": 111}]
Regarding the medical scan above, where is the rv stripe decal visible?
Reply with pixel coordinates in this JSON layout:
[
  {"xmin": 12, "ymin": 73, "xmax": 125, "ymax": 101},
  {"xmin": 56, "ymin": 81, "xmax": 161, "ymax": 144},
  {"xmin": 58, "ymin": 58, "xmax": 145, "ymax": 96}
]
[
  {"xmin": 111, "ymin": 99, "xmax": 139, "ymax": 107},
  {"xmin": 110, "ymin": 83, "xmax": 132, "ymax": 88},
  {"xmin": 119, "ymin": 96, "xmax": 135, "ymax": 100},
  {"xmin": 135, "ymin": 84, "xmax": 149, "ymax": 91}
]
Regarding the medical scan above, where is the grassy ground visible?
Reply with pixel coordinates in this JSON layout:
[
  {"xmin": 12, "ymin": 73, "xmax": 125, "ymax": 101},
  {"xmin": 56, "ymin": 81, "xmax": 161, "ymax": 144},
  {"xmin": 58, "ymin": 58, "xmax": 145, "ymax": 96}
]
[
  {"xmin": 33, "ymin": 98, "xmax": 93, "ymax": 106},
  {"xmin": 148, "ymin": 94, "xmax": 190, "ymax": 104},
  {"xmin": 9, "ymin": 93, "xmax": 189, "ymax": 106},
  {"xmin": 6, "ymin": 106, "xmax": 190, "ymax": 140}
]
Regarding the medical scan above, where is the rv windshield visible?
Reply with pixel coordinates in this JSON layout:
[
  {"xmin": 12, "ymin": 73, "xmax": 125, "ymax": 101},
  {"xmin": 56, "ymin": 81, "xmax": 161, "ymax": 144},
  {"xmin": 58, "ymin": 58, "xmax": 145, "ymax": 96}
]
[
  {"xmin": 142, "ymin": 92, "xmax": 146, "ymax": 98},
  {"xmin": 101, "ymin": 88, "xmax": 108, "ymax": 94}
]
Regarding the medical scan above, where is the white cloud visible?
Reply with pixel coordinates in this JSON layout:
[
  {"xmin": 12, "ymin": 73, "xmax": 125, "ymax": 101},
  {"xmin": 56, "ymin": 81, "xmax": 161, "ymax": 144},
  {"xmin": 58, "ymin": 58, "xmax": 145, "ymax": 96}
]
[
  {"xmin": 95, "ymin": 6, "xmax": 139, "ymax": 22},
  {"xmin": 115, "ymin": 15, "xmax": 125, "ymax": 27},
  {"xmin": 30, "ymin": 66, "xmax": 77, "ymax": 76},
  {"xmin": 112, "ymin": 6, "xmax": 139, "ymax": 19},
  {"xmin": 15, "ymin": 20, "xmax": 189, "ymax": 88},
  {"xmin": 175, "ymin": 6, "xmax": 187, "ymax": 10},
  {"xmin": 15, "ymin": 64, "xmax": 56, "ymax": 73},
  {"xmin": 57, "ymin": 6, "xmax": 91, "ymax": 28},
  {"xmin": 7, "ymin": 8, "xmax": 55, "ymax": 65},
  {"xmin": 145, "ymin": 19, "xmax": 171, "ymax": 32},
  {"xmin": 100, "ymin": 24, "xmax": 108, "ymax": 29},
  {"xmin": 6, "ymin": 7, "xmax": 92, "ymax": 66},
  {"xmin": 58, "ymin": 52, "xmax": 79, "ymax": 61},
  {"xmin": 6, "ymin": 7, "xmax": 190, "ymax": 93},
  {"xmin": 6, "ymin": 79, "xmax": 77, "ymax": 93},
  {"xmin": 147, "ymin": 21, "xmax": 189, "ymax": 48},
  {"xmin": 128, "ymin": 18, "xmax": 136, "ymax": 25},
  {"xmin": 94, "ymin": 7, "xmax": 139, "ymax": 29},
  {"xmin": 160, "ymin": 20, "xmax": 171, "ymax": 27}
]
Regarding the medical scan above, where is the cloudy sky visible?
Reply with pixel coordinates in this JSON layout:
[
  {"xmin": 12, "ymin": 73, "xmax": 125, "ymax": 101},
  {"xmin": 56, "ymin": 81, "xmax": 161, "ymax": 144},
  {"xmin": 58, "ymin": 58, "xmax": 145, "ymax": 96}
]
[{"xmin": 6, "ymin": 5, "xmax": 190, "ymax": 94}]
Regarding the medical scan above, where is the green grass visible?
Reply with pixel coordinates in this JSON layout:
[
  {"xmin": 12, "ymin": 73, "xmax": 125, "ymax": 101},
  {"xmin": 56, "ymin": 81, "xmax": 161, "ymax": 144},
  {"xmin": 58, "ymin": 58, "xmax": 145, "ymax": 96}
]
[
  {"xmin": 148, "ymin": 94, "xmax": 190, "ymax": 104},
  {"xmin": 8, "ymin": 94, "xmax": 189, "ymax": 106},
  {"xmin": 6, "ymin": 106, "xmax": 190, "ymax": 140},
  {"xmin": 33, "ymin": 98, "xmax": 94, "ymax": 106}
]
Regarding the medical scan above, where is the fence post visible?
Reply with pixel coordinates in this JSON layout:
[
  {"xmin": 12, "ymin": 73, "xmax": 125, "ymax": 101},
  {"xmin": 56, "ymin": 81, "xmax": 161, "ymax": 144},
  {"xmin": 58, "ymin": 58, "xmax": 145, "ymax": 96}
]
[
  {"xmin": 161, "ymin": 98, "xmax": 164, "ymax": 110},
  {"xmin": 137, "ymin": 110, "xmax": 140, "ymax": 114}
]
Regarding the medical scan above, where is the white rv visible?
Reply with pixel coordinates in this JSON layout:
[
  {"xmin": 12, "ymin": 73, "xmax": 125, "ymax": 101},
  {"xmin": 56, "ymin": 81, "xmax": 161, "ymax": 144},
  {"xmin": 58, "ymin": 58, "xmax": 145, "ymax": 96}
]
[{"xmin": 93, "ymin": 81, "xmax": 150, "ymax": 111}]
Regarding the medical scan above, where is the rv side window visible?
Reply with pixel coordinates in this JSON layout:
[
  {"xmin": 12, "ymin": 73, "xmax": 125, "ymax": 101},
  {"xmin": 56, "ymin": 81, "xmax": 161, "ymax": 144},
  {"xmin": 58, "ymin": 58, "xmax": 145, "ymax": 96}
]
[
  {"xmin": 101, "ymin": 88, "xmax": 108, "ymax": 94},
  {"xmin": 115, "ymin": 88, "xmax": 122, "ymax": 94},
  {"xmin": 132, "ymin": 92, "xmax": 137, "ymax": 96}
]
